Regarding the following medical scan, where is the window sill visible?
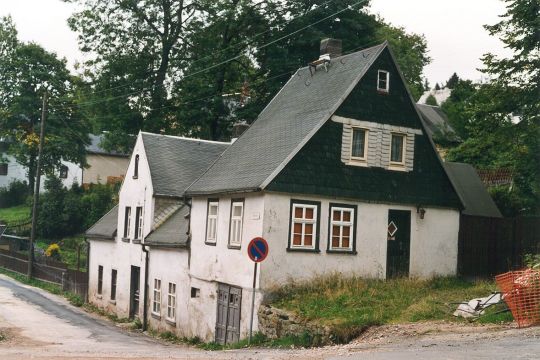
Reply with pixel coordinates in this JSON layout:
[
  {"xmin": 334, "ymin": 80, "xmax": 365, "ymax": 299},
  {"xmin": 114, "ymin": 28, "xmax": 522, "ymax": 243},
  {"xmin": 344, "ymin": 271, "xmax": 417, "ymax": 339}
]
[
  {"xmin": 388, "ymin": 164, "xmax": 407, "ymax": 172},
  {"xmin": 346, "ymin": 160, "xmax": 368, "ymax": 167},
  {"xmin": 327, "ymin": 249, "xmax": 357, "ymax": 255},
  {"xmin": 151, "ymin": 312, "xmax": 161, "ymax": 320},
  {"xmin": 109, "ymin": 299, "xmax": 116, "ymax": 305},
  {"xmin": 132, "ymin": 176, "xmax": 138, "ymax": 179},
  {"xmin": 132, "ymin": 239, "xmax": 141, "ymax": 244},
  {"xmin": 165, "ymin": 318, "xmax": 176, "ymax": 327},
  {"xmin": 121, "ymin": 237, "xmax": 130, "ymax": 243},
  {"xmin": 227, "ymin": 244, "xmax": 241, "ymax": 250},
  {"xmin": 286, "ymin": 247, "xmax": 320, "ymax": 253},
  {"xmin": 205, "ymin": 241, "xmax": 217, "ymax": 246}
]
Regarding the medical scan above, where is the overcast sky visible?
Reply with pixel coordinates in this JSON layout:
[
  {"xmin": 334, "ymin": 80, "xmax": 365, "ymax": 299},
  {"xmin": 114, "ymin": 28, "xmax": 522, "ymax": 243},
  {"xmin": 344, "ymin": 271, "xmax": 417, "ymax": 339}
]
[{"xmin": 0, "ymin": 0, "xmax": 512, "ymax": 86}]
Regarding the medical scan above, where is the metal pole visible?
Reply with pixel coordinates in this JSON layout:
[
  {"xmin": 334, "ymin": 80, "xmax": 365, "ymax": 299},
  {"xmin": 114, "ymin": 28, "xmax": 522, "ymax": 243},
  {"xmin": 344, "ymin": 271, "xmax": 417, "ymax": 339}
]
[
  {"xmin": 249, "ymin": 259, "xmax": 258, "ymax": 344},
  {"xmin": 28, "ymin": 91, "xmax": 47, "ymax": 279}
]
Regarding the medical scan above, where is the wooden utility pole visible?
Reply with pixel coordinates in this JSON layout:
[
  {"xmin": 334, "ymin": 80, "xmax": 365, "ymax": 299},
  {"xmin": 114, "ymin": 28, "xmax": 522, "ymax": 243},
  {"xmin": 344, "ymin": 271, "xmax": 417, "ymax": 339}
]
[{"xmin": 28, "ymin": 91, "xmax": 47, "ymax": 279}]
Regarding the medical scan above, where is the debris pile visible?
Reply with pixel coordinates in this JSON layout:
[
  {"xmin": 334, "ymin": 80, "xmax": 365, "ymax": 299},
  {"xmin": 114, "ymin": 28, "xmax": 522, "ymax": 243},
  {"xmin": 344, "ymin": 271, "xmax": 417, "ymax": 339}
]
[{"xmin": 496, "ymin": 269, "xmax": 540, "ymax": 327}]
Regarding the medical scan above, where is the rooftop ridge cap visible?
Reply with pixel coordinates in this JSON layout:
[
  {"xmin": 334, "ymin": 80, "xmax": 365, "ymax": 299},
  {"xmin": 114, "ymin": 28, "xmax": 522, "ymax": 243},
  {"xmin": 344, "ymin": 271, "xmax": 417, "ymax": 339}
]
[{"xmin": 140, "ymin": 131, "xmax": 230, "ymax": 145}]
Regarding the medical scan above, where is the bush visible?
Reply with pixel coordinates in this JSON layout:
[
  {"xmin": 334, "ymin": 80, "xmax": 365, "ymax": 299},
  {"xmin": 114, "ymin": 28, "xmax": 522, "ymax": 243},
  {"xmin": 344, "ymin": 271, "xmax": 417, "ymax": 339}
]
[
  {"xmin": 524, "ymin": 254, "xmax": 540, "ymax": 269},
  {"xmin": 0, "ymin": 180, "xmax": 29, "ymax": 208}
]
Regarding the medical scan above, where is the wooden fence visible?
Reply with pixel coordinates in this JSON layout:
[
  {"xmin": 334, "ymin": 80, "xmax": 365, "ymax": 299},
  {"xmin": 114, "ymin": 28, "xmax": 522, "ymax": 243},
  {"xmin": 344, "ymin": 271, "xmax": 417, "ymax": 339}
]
[
  {"xmin": 458, "ymin": 215, "xmax": 540, "ymax": 278},
  {"xmin": 0, "ymin": 249, "xmax": 88, "ymax": 298}
]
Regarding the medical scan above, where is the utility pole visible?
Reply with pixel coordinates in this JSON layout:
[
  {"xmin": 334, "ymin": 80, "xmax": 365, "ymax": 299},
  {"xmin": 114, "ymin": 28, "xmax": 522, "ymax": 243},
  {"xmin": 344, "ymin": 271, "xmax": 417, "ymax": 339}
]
[{"xmin": 28, "ymin": 91, "xmax": 47, "ymax": 279}]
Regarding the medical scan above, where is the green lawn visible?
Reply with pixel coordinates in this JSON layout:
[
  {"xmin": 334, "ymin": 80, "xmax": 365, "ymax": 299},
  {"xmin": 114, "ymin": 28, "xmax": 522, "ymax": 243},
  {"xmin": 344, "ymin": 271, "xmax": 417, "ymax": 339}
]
[
  {"xmin": 271, "ymin": 275, "xmax": 512, "ymax": 342},
  {"xmin": 36, "ymin": 235, "xmax": 87, "ymax": 271},
  {"xmin": 0, "ymin": 205, "xmax": 31, "ymax": 224}
]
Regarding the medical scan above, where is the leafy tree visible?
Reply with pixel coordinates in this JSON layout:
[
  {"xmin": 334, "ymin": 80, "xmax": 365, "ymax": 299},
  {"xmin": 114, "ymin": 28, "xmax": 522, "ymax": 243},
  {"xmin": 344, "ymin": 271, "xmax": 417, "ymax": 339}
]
[
  {"xmin": 425, "ymin": 94, "xmax": 438, "ymax": 106},
  {"xmin": 441, "ymin": 79, "xmax": 477, "ymax": 139},
  {"xmin": 446, "ymin": 72, "xmax": 460, "ymax": 89},
  {"xmin": 0, "ymin": 17, "xmax": 90, "ymax": 194}
]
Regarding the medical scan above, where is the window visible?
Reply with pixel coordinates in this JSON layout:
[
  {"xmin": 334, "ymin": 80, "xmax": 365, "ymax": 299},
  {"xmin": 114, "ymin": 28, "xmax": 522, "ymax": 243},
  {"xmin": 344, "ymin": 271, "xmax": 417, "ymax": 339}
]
[
  {"xmin": 191, "ymin": 287, "xmax": 200, "ymax": 298},
  {"xmin": 390, "ymin": 133, "xmax": 406, "ymax": 164},
  {"xmin": 59, "ymin": 165, "xmax": 68, "ymax": 179},
  {"xmin": 110, "ymin": 269, "xmax": 117, "ymax": 301},
  {"xmin": 328, "ymin": 205, "xmax": 356, "ymax": 252},
  {"xmin": 97, "ymin": 265, "xmax": 103, "ymax": 295},
  {"xmin": 133, "ymin": 154, "xmax": 139, "ymax": 178},
  {"xmin": 134, "ymin": 206, "xmax": 143, "ymax": 240},
  {"xmin": 377, "ymin": 70, "xmax": 389, "ymax": 92},
  {"xmin": 350, "ymin": 128, "xmax": 368, "ymax": 160},
  {"xmin": 167, "ymin": 282, "xmax": 176, "ymax": 321},
  {"xmin": 228, "ymin": 200, "xmax": 244, "ymax": 247},
  {"xmin": 123, "ymin": 207, "xmax": 131, "ymax": 239},
  {"xmin": 152, "ymin": 278, "xmax": 161, "ymax": 315},
  {"xmin": 289, "ymin": 201, "xmax": 320, "ymax": 251},
  {"xmin": 206, "ymin": 200, "xmax": 219, "ymax": 244},
  {"xmin": 0, "ymin": 163, "xmax": 8, "ymax": 176}
]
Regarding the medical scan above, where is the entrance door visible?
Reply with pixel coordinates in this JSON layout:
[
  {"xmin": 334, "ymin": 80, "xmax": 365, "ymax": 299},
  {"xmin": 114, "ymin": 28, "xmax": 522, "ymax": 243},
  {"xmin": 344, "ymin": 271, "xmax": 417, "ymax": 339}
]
[
  {"xmin": 386, "ymin": 210, "xmax": 411, "ymax": 278},
  {"xmin": 129, "ymin": 266, "xmax": 140, "ymax": 318},
  {"xmin": 215, "ymin": 283, "xmax": 242, "ymax": 345}
]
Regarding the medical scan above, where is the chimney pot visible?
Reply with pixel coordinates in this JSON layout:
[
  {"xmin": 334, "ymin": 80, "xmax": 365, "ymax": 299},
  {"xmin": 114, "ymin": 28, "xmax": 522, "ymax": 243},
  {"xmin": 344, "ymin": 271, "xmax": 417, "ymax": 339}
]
[{"xmin": 320, "ymin": 38, "xmax": 342, "ymax": 58}]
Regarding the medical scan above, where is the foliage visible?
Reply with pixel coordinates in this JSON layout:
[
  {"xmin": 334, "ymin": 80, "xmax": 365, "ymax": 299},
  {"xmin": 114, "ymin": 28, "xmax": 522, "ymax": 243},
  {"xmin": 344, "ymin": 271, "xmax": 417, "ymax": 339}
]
[
  {"xmin": 0, "ymin": 16, "xmax": 91, "ymax": 193},
  {"xmin": 0, "ymin": 205, "xmax": 30, "ymax": 224},
  {"xmin": 0, "ymin": 180, "xmax": 29, "ymax": 208},
  {"xmin": 37, "ymin": 177, "xmax": 117, "ymax": 239},
  {"xmin": 488, "ymin": 186, "xmax": 527, "ymax": 217},
  {"xmin": 425, "ymin": 94, "xmax": 438, "ymax": 106},
  {"xmin": 270, "ymin": 274, "xmax": 511, "ymax": 331},
  {"xmin": 446, "ymin": 72, "xmax": 460, "ymax": 89},
  {"xmin": 45, "ymin": 243, "xmax": 61, "ymax": 260},
  {"xmin": 524, "ymin": 254, "xmax": 540, "ymax": 269}
]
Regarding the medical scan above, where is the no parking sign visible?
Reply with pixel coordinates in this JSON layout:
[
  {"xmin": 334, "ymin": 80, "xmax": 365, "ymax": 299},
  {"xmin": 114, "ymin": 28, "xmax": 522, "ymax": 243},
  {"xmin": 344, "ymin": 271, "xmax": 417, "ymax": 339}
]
[{"xmin": 247, "ymin": 237, "xmax": 269, "ymax": 343}]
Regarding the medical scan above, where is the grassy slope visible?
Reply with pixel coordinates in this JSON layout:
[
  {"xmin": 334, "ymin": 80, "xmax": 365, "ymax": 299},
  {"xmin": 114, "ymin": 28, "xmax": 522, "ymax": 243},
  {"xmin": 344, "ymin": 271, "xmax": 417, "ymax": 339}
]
[
  {"xmin": 272, "ymin": 275, "xmax": 512, "ymax": 330},
  {"xmin": 0, "ymin": 205, "xmax": 31, "ymax": 223}
]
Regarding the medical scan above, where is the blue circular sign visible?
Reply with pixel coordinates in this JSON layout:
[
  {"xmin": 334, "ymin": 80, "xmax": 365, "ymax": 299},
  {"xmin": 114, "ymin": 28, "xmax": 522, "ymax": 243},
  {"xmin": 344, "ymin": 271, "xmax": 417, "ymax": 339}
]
[{"xmin": 247, "ymin": 237, "xmax": 269, "ymax": 263}]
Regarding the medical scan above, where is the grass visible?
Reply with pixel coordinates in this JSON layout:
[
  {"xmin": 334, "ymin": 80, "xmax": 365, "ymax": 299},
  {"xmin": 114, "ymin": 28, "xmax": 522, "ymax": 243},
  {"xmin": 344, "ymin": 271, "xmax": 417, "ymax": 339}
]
[
  {"xmin": 35, "ymin": 235, "xmax": 87, "ymax": 271},
  {"xmin": 271, "ymin": 274, "xmax": 512, "ymax": 340},
  {"xmin": 0, "ymin": 205, "xmax": 31, "ymax": 224}
]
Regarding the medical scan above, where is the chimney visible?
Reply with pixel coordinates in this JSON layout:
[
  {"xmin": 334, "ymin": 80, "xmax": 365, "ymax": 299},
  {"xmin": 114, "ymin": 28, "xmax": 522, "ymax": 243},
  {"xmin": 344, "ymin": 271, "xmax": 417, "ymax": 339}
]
[
  {"xmin": 320, "ymin": 38, "xmax": 342, "ymax": 59},
  {"xmin": 231, "ymin": 121, "xmax": 249, "ymax": 142}
]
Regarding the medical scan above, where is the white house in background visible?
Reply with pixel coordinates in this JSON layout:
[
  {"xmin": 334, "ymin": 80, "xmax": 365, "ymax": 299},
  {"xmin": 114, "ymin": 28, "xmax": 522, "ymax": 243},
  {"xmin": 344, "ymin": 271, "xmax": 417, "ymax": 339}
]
[
  {"xmin": 87, "ymin": 40, "xmax": 466, "ymax": 345},
  {"xmin": 86, "ymin": 132, "xmax": 229, "ymax": 333}
]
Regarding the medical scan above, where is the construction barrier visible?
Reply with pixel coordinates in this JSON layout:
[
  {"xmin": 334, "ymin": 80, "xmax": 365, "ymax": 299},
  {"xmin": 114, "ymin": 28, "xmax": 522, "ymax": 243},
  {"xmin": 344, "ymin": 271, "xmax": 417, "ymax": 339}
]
[{"xmin": 496, "ymin": 269, "xmax": 540, "ymax": 327}]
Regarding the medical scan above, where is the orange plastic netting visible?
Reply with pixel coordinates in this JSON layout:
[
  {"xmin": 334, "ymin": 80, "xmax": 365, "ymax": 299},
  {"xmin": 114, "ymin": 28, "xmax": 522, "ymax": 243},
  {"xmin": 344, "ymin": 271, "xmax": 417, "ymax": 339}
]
[{"xmin": 496, "ymin": 269, "xmax": 540, "ymax": 327}]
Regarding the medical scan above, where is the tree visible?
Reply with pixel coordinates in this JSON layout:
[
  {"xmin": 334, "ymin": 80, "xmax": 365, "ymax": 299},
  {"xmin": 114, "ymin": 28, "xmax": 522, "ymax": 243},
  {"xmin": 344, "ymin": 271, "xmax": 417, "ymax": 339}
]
[
  {"xmin": 425, "ymin": 94, "xmax": 438, "ymax": 106},
  {"xmin": 0, "ymin": 17, "xmax": 90, "ymax": 194},
  {"xmin": 434, "ymin": 83, "xmax": 441, "ymax": 90},
  {"xmin": 446, "ymin": 72, "xmax": 459, "ymax": 89}
]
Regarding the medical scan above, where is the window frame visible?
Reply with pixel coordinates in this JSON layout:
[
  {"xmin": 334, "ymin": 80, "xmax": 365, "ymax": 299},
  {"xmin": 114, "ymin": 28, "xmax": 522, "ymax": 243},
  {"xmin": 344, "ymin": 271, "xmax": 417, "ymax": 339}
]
[
  {"xmin": 123, "ymin": 207, "xmax": 131, "ymax": 239},
  {"xmin": 166, "ymin": 282, "xmax": 176, "ymax": 322},
  {"xmin": 327, "ymin": 203, "xmax": 357, "ymax": 254},
  {"xmin": 389, "ymin": 132, "xmax": 407, "ymax": 168},
  {"xmin": 152, "ymin": 278, "xmax": 161, "ymax": 315},
  {"xmin": 110, "ymin": 269, "xmax": 117, "ymax": 301},
  {"xmin": 205, "ymin": 199, "xmax": 219, "ymax": 245},
  {"xmin": 133, "ymin": 154, "xmax": 139, "ymax": 179},
  {"xmin": 228, "ymin": 199, "xmax": 245, "ymax": 249},
  {"xmin": 134, "ymin": 206, "xmax": 143, "ymax": 240},
  {"xmin": 97, "ymin": 265, "xmax": 103, "ymax": 295},
  {"xmin": 59, "ymin": 165, "xmax": 68, "ymax": 179},
  {"xmin": 377, "ymin": 70, "xmax": 390, "ymax": 93},
  {"xmin": 0, "ymin": 163, "xmax": 7, "ymax": 176},
  {"xmin": 349, "ymin": 126, "xmax": 369, "ymax": 163},
  {"xmin": 287, "ymin": 200, "xmax": 321, "ymax": 253}
]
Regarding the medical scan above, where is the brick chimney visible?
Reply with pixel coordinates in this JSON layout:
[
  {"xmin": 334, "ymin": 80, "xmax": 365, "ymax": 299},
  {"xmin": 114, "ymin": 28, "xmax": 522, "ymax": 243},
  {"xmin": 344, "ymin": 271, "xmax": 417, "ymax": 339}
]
[{"xmin": 320, "ymin": 38, "xmax": 342, "ymax": 59}]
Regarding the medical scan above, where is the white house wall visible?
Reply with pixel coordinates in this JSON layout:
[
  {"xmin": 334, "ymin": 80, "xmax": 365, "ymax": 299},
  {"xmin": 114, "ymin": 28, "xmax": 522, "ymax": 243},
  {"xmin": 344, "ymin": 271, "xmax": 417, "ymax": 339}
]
[
  {"xmin": 259, "ymin": 192, "xmax": 460, "ymax": 288},
  {"xmin": 188, "ymin": 194, "xmax": 265, "ymax": 341}
]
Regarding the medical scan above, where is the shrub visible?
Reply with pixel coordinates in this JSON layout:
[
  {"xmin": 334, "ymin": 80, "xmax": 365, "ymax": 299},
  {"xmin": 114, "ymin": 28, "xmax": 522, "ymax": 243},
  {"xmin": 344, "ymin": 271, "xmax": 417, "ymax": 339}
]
[
  {"xmin": 524, "ymin": 254, "xmax": 540, "ymax": 269},
  {"xmin": 0, "ymin": 180, "xmax": 29, "ymax": 208}
]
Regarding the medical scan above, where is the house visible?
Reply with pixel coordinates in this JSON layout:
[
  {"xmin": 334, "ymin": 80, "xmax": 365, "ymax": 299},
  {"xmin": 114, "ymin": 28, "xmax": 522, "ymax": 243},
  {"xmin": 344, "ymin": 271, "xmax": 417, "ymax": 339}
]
[
  {"xmin": 87, "ymin": 40, "xmax": 464, "ymax": 345},
  {"xmin": 86, "ymin": 132, "xmax": 229, "ymax": 333},
  {"xmin": 82, "ymin": 134, "xmax": 130, "ymax": 186}
]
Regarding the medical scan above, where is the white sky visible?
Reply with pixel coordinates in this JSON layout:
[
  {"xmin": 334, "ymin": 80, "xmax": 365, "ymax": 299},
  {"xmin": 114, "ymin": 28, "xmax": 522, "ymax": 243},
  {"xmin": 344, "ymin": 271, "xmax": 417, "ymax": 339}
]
[{"xmin": 0, "ymin": 0, "xmax": 512, "ymax": 86}]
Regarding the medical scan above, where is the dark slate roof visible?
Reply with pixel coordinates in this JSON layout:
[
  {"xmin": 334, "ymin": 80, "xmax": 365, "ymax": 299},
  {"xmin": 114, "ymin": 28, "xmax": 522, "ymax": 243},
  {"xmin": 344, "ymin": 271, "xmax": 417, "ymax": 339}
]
[
  {"xmin": 141, "ymin": 133, "xmax": 230, "ymax": 197},
  {"xmin": 145, "ymin": 204, "xmax": 190, "ymax": 248},
  {"xmin": 187, "ymin": 43, "xmax": 386, "ymax": 195},
  {"xmin": 416, "ymin": 104, "xmax": 460, "ymax": 142},
  {"xmin": 443, "ymin": 162, "xmax": 502, "ymax": 218},
  {"xmin": 86, "ymin": 134, "xmax": 128, "ymax": 156},
  {"xmin": 85, "ymin": 205, "xmax": 118, "ymax": 240}
]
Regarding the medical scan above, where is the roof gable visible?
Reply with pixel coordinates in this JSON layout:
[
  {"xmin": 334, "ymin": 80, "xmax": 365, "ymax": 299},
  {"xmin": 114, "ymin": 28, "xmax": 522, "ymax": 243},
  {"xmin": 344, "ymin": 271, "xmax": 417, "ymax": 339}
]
[{"xmin": 186, "ymin": 43, "xmax": 386, "ymax": 195}]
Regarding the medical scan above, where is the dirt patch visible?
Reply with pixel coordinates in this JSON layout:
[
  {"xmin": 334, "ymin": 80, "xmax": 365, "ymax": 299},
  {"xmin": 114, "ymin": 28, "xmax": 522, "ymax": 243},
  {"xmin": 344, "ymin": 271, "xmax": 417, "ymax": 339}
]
[{"xmin": 0, "ymin": 326, "xmax": 51, "ymax": 347}]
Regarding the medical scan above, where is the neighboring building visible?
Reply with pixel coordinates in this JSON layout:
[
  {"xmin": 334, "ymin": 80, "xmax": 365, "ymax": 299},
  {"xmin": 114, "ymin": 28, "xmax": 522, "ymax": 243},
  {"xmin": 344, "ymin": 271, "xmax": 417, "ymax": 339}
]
[
  {"xmin": 416, "ymin": 104, "xmax": 461, "ymax": 159},
  {"xmin": 418, "ymin": 88, "xmax": 452, "ymax": 106},
  {"xmin": 82, "ymin": 134, "xmax": 130, "ymax": 186},
  {"xmin": 87, "ymin": 40, "xmax": 464, "ymax": 345}
]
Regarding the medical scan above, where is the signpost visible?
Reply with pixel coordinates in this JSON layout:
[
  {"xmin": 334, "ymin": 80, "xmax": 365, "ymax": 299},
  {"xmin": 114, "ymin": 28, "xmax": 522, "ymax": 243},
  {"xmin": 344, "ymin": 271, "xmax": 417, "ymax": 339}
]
[{"xmin": 247, "ymin": 237, "xmax": 269, "ymax": 343}]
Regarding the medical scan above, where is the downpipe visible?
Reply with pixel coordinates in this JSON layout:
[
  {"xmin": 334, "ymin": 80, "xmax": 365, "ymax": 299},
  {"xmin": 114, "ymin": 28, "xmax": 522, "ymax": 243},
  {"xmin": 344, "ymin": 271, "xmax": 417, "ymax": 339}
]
[{"xmin": 142, "ymin": 243, "xmax": 149, "ymax": 332}]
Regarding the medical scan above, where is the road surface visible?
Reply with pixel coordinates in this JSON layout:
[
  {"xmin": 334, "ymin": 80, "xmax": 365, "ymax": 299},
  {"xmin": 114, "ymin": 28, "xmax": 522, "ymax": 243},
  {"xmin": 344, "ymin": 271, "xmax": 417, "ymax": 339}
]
[{"xmin": 0, "ymin": 274, "xmax": 539, "ymax": 359}]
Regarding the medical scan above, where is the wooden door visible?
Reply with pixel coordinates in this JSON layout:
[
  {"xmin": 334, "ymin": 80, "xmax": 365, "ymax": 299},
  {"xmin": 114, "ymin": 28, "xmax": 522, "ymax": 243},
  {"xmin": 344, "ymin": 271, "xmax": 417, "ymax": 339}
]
[
  {"xmin": 215, "ymin": 283, "xmax": 242, "ymax": 345},
  {"xmin": 129, "ymin": 266, "xmax": 140, "ymax": 318},
  {"xmin": 386, "ymin": 210, "xmax": 411, "ymax": 278}
]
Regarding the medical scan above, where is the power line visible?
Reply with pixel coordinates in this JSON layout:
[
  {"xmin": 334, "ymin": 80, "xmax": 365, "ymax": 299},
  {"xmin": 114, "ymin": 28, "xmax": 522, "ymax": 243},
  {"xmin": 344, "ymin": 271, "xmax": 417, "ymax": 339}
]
[{"xmin": 57, "ymin": 0, "xmax": 369, "ymax": 111}]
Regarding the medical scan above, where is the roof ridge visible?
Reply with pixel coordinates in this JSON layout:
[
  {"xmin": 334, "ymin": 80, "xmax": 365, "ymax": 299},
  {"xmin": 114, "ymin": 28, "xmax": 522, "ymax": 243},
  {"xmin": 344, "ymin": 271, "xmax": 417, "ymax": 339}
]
[
  {"xmin": 295, "ymin": 43, "xmax": 386, "ymax": 72},
  {"xmin": 140, "ymin": 131, "xmax": 231, "ymax": 145}
]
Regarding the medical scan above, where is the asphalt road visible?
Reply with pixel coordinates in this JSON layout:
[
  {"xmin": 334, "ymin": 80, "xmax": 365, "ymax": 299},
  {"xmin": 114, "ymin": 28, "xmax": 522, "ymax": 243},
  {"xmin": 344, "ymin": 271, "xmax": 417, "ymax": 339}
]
[{"xmin": 0, "ymin": 274, "xmax": 539, "ymax": 360}]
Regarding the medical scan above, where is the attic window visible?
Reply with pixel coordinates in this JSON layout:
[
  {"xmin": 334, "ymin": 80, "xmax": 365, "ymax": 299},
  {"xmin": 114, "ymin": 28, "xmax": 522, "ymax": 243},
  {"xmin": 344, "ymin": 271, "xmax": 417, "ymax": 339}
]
[
  {"xmin": 133, "ymin": 154, "xmax": 139, "ymax": 179},
  {"xmin": 377, "ymin": 70, "xmax": 389, "ymax": 93}
]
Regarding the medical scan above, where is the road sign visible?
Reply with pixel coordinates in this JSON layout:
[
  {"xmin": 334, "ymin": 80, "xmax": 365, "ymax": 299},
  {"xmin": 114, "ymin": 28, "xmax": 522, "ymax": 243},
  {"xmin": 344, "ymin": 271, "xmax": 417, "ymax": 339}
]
[{"xmin": 247, "ymin": 237, "xmax": 269, "ymax": 263}]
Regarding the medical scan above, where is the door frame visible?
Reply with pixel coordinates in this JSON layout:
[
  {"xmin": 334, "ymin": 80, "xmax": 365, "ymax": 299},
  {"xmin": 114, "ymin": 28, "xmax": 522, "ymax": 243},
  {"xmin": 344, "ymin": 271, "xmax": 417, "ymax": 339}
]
[
  {"xmin": 129, "ymin": 265, "xmax": 140, "ymax": 319},
  {"xmin": 215, "ymin": 283, "xmax": 242, "ymax": 345},
  {"xmin": 386, "ymin": 209, "xmax": 411, "ymax": 278}
]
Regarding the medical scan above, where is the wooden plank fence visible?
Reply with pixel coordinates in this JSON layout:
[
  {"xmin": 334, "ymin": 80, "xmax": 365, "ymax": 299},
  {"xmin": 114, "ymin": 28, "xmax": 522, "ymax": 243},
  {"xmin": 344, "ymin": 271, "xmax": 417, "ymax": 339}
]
[
  {"xmin": 458, "ymin": 215, "xmax": 540, "ymax": 278},
  {"xmin": 0, "ymin": 249, "xmax": 88, "ymax": 298}
]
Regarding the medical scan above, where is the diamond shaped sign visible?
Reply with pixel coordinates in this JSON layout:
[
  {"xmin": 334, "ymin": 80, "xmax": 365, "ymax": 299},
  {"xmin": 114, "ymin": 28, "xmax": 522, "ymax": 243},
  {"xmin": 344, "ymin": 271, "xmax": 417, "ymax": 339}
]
[{"xmin": 388, "ymin": 221, "xmax": 398, "ymax": 237}]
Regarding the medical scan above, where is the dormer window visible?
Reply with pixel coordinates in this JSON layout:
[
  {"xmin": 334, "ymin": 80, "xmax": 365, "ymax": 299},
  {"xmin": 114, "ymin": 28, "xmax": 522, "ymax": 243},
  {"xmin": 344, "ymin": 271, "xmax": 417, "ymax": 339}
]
[
  {"xmin": 377, "ymin": 70, "xmax": 389, "ymax": 93},
  {"xmin": 133, "ymin": 154, "xmax": 139, "ymax": 179},
  {"xmin": 350, "ymin": 127, "xmax": 368, "ymax": 162},
  {"xmin": 390, "ymin": 133, "xmax": 406, "ymax": 166}
]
